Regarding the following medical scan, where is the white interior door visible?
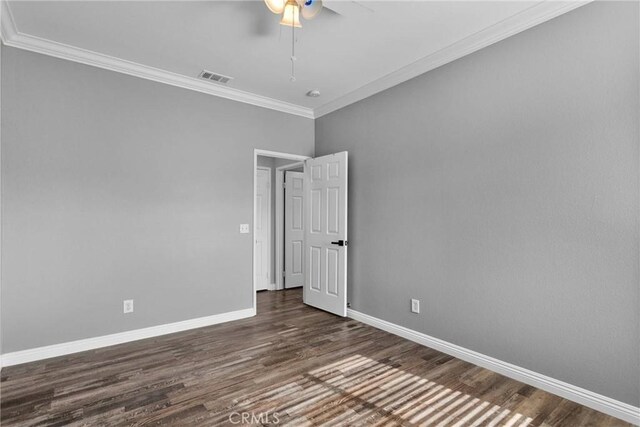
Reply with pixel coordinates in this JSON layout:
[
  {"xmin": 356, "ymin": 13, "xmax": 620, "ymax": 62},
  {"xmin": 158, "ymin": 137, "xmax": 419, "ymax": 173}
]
[
  {"xmin": 255, "ymin": 168, "xmax": 271, "ymax": 291},
  {"xmin": 304, "ymin": 152, "xmax": 348, "ymax": 316},
  {"xmin": 285, "ymin": 171, "xmax": 304, "ymax": 288}
]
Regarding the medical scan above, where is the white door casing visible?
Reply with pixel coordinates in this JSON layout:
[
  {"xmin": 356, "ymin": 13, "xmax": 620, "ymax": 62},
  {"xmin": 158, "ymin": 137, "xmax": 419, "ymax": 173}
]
[
  {"xmin": 303, "ymin": 152, "xmax": 348, "ymax": 317},
  {"xmin": 285, "ymin": 171, "xmax": 305, "ymax": 289},
  {"xmin": 255, "ymin": 167, "xmax": 271, "ymax": 291}
]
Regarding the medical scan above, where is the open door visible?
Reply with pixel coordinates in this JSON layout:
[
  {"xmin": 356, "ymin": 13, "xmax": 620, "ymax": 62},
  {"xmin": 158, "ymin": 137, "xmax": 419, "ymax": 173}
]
[
  {"xmin": 285, "ymin": 171, "xmax": 304, "ymax": 288},
  {"xmin": 304, "ymin": 152, "xmax": 348, "ymax": 316}
]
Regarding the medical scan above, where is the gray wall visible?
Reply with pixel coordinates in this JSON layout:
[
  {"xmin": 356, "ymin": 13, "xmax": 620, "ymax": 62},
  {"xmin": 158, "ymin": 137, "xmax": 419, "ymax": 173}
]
[
  {"xmin": 1, "ymin": 46, "xmax": 314, "ymax": 353},
  {"xmin": 316, "ymin": 2, "xmax": 639, "ymax": 406}
]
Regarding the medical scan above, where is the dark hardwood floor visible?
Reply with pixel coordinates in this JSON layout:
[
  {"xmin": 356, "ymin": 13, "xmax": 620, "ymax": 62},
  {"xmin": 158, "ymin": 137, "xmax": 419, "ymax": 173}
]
[{"xmin": 0, "ymin": 289, "xmax": 632, "ymax": 426}]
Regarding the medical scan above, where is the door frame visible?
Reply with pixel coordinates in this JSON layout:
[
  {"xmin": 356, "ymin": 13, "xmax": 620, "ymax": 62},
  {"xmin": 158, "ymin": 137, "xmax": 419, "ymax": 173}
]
[
  {"xmin": 253, "ymin": 150, "xmax": 310, "ymax": 311},
  {"xmin": 255, "ymin": 166, "xmax": 272, "ymax": 291},
  {"xmin": 275, "ymin": 162, "xmax": 305, "ymax": 290}
]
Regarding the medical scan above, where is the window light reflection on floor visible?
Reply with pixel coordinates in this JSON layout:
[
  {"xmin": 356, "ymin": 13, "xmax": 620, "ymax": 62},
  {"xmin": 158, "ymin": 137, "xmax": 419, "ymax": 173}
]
[{"xmin": 225, "ymin": 354, "xmax": 534, "ymax": 426}]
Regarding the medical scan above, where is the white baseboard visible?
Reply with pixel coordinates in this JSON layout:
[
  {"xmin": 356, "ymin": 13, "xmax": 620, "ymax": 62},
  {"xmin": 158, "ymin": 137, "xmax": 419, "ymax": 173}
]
[
  {"xmin": 1, "ymin": 307, "xmax": 256, "ymax": 368},
  {"xmin": 347, "ymin": 309, "xmax": 640, "ymax": 425}
]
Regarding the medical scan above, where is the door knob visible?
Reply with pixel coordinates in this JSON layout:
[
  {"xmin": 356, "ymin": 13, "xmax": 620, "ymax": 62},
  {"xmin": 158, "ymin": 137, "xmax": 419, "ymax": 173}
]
[{"xmin": 331, "ymin": 240, "xmax": 348, "ymax": 246}]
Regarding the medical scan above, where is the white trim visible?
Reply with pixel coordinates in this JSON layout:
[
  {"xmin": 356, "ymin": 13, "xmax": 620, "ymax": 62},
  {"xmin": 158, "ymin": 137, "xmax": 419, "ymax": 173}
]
[
  {"xmin": 277, "ymin": 161, "xmax": 305, "ymax": 171},
  {"xmin": 1, "ymin": 1, "xmax": 589, "ymax": 119},
  {"xmin": 314, "ymin": 1, "xmax": 591, "ymax": 118},
  {"xmin": 275, "ymin": 162, "xmax": 305, "ymax": 291},
  {"xmin": 275, "ymin": 170, "xmax": 284, "ymax": 291},
  {"xmin": 0, "ymin": 1, "xmax": 313, "ymax": 119},
  {"xmin": 254, "ymin": 150, "xmax": 310, "ymax": 162},
  {"xmin": 1, "ymin": 307, "xmax": 255, "ymax": 368},
  {"xmin": 255, "ymin": 166, "xmax": 272, "ymax": 292},
  {"xmin": 347, "ymin": 308, "xmax": 640, "ymax": 425},
  {"xmin": 0, "ymin": 0, "xmax": 17, "ymax": 44},
  {"xmin": 253, "ymin": 150, "xmax": 311, "ymax": 311},
  {"xmin": 0, "ymin": 14, "xmax": 4, "ymax": 367}
]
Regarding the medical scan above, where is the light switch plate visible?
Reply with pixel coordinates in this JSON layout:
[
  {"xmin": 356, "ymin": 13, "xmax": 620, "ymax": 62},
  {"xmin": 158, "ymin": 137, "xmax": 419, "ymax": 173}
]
[{"xmin": 239, "ymin": 224, "xmax": 250, "ymax": 234}]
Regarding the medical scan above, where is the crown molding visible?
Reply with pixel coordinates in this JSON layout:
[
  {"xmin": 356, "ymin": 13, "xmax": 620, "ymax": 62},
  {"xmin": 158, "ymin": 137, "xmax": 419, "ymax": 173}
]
[
  {"xmin": 0, "ymin": 0, "xmax": 17, "ymax": 43},
  {"xmin": 4, "ymin": 33, "xmax": 316, "ymax": 118},
  {"xmin": 314, "ymin": 1, "xmax": 592, "ymax": 118},
  {"xmin": 0, "ymin": 1, "xmax": 314, "ymax": 119},
  {"xmin": 1, "ymin": 1, "xmax": 591, "ymax": 120}
]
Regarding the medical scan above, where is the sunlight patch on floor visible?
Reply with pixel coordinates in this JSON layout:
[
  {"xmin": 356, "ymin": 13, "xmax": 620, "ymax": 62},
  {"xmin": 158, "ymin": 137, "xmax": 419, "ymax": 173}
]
[{"xmin": 229, "ymin": 354, "xmax": 534, "ymax": 426}]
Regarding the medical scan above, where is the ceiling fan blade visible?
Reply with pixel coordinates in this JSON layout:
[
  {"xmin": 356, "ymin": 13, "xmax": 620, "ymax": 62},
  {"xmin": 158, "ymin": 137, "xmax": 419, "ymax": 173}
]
[
  {"xmin": 322, "ymin": 1, "xmax": 374, "ymax": 17},
  {"xmin": 301, "ymin": 0, "xmax": 323, "ymax": 20}
]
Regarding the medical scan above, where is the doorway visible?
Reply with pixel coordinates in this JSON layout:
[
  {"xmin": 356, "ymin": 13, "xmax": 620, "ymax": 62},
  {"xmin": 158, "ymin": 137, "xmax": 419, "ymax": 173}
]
[
  {"xmin": 253, "ymin": 150, "xmax": 310, "ymax": 309},
  {"xmin": 253, "ymin": 149, "xmax": 349, "ymax": 317}
]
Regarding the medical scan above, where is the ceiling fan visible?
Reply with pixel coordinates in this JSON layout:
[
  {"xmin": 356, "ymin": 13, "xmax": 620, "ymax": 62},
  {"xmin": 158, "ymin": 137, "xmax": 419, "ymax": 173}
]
[
  {"xmin": 264, "ymin": 0, "xmax": 324, "ymax": 28},
  {"xmin": 263, "ymin": 0, "xmax": 326, "ymax": 82}
]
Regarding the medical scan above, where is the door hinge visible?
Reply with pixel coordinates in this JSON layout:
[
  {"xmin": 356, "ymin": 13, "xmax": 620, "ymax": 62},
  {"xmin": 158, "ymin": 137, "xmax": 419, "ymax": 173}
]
[
  {"xmin": 282, "ymin": 270, "xmax": 286, "ymax": 277},
  {"xmin": 283, "ymin": 182, "xmax": 286, "ymax": 189}
]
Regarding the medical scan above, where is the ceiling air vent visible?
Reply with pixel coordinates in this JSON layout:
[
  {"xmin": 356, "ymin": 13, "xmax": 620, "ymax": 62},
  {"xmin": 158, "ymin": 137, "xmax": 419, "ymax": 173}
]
[{"xmin": 198, "ymin": 70, "xmax": 233, "ymax": 84}]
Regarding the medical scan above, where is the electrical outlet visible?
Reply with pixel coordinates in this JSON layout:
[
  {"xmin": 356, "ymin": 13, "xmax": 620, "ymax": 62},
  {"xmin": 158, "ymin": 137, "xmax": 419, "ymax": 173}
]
[
  {"xmin": 123, "ymin": 299, "xmax": 134, "ymax": 314},
  {"xmin": 411, "ymin": 299, "xmax": 420, "ymax": 314},
  {"xmin": 239, "ymin": 224, "xmax": 250, "ymax": 234}
]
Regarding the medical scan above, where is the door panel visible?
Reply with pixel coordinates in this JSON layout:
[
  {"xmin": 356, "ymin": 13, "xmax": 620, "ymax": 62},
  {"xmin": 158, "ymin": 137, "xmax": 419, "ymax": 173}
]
[
  {"xmin": 292, "ymin": 241, "xmax": 302, "ymax": 274},
  {"xmin": 255, "ymin": 168, "xmax": 270, "ymax": 291},
  {"xmin": 255, "ymin": 240, "xmax": 263, "ymax": 283},
  {"xmin": 310, "ymin": 189, "xmax": 322, "ymax": 233},
  {"xmin": 309, "ymin": 246, "xmax": 321, "ymax": 291},
  {"xmin": 285, "ymin": 171, "xmax": 305, "ymax": 288},
  {"xmin": 327, "ymin": 248, "xmax": 339, "ymax": 296},
  {"xmin": 292, "ymin": 197, "xmax": 303, "ymax": 230},
  {"xmin": 327, "ymin": 187, "xmax": 339, "ymax": 234},
  {"xmin": 303, "ymin": 152, "xmax": 348, "ymax": 316}
]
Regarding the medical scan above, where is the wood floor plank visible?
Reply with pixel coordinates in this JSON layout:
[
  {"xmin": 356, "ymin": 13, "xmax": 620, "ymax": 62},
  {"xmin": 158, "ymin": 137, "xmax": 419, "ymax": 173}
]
[{"xmin": 0, "ymin": 289, "xmax": 632, "ymax": 426}]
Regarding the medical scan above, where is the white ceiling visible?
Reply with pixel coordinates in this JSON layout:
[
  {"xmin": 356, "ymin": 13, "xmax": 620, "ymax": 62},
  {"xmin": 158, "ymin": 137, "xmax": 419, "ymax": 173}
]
[{"xmin": 1, "ymin": 1, "xmax": 587, "ymax": 117}]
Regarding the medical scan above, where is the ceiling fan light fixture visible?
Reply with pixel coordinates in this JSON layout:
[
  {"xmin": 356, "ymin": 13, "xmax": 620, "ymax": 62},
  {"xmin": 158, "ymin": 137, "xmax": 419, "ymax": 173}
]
[
  {"xmin": 264, "ymin": 0, "xmax": 286, "ymax": 14},
  {"xmin": 280, "ymin": 0, "xmax": 302, "ymax": 28}
]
